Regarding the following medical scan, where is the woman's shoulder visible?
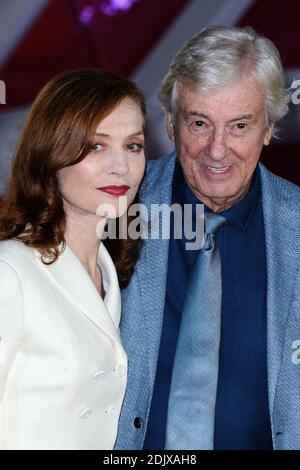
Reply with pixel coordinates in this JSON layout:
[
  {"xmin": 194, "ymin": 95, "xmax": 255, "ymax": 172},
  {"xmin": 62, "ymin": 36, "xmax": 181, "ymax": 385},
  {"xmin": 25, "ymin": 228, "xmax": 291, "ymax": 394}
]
[{"xmin": 0, "ymin": 239, "xmax": 37, "ymax": 271}]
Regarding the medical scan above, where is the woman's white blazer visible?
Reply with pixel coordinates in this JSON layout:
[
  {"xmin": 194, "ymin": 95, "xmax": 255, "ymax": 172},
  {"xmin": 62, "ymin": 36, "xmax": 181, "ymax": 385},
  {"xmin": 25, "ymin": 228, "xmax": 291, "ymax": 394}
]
[{"xmin": 0, "ymin": 239, "xmax": 127, "ymax": 450}]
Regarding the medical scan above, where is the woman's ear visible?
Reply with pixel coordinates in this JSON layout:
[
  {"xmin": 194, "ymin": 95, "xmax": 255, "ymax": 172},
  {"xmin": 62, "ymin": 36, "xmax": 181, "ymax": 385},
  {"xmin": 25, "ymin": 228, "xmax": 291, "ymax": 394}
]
[{"xmin": 166, "ymin": 112, "xmax": 175, "ymax": 141}]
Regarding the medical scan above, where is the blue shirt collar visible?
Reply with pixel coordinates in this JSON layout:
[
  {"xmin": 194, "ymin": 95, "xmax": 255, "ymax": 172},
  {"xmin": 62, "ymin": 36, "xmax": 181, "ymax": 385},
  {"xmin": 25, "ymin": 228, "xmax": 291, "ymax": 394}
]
[{"xmin": 173, "ymin": 159, "xmax": 261, "ymax": 232}]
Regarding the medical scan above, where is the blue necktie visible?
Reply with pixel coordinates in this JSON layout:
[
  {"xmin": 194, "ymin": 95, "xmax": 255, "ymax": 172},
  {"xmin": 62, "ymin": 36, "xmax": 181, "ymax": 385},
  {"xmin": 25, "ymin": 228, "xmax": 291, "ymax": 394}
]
[{"xmin": 165, "ymin": 212, "xmax": 227, "ymax": 449}]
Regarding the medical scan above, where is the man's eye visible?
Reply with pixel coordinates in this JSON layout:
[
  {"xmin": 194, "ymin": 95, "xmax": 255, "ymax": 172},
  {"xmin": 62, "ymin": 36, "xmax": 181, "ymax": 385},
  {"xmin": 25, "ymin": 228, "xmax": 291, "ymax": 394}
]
[
  {"xmin": 235, "ymin": 123, "xmax": 247, "ymax": 129},
  {"xmin": 194, "ymin": 120, "xmax": 205, "ymax": 127},
  {"xmin": 188, "ymin": 120, "xmax": 209, "ymax": 131},
  {"xmin": 187, "ymin": 120, "xmax": 210, "ymax": 134}
]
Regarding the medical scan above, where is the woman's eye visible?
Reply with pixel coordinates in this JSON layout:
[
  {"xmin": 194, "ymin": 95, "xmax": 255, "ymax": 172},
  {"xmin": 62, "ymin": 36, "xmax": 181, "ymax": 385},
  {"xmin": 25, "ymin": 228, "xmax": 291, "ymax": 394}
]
[
  {"xmin": 127, "ymin": 143, "xmax": 144, "ymax": 152},
  {"xmin": 90, "ymin": 143, "xmax": 103, "ymax": 152}
]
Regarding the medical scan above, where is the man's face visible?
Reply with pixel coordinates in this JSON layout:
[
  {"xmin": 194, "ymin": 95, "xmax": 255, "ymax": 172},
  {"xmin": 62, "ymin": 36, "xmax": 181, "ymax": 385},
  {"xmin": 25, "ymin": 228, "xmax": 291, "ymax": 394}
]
[{"xmin": 167, "ymin": 79, "xmax": 273, "ymax": 212}]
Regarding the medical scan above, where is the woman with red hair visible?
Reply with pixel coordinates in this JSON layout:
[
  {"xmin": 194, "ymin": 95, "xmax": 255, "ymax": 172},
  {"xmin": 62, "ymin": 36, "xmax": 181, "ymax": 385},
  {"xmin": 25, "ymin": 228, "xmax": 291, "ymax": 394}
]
[{"xmin": 0, "ymin": 68, "xmax": 146, "ymax": 449}]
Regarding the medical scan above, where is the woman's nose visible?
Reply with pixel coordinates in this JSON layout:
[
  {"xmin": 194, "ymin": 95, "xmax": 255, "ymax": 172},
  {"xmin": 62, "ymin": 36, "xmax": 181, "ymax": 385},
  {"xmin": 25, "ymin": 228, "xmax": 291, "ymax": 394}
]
[{"xmin": 109, "ymin": 151, "xmax": 129, "ymax": 175}]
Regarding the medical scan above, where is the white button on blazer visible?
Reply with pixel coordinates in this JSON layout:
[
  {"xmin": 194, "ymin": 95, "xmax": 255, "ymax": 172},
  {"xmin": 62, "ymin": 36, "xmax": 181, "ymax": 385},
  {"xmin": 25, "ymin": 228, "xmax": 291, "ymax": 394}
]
[{"xmin": 0, "ymin": 239, "xmax": 127, "ymax": 450}]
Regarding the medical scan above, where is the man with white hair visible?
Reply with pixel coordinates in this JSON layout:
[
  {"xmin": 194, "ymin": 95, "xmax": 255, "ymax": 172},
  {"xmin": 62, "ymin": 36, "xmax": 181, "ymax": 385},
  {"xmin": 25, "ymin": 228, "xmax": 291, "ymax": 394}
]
[{"xmin": 115, "ymin": 26, "xmax": 300, "ymax": 450}]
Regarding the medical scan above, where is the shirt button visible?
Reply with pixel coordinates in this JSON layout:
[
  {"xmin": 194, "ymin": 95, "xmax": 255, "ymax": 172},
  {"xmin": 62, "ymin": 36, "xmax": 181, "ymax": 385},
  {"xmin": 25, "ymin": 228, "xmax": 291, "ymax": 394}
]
[
  {"xmin": 116, "ymin": 364, "xmax": 127, "ymax": 377},
  {"xmin": 79, "ymin": 408, "xmax": 92, "ymax": 419},
  {"xmin": 106, "ymin": 406, "xmax": 119, "ymax": 419},
  {"xmin": 93, "ymin": 370, "xmax": 107, "ymax": 380},
  {"xmin": 134, "ymin": 417, "xmax": 143, "ymax": 429}
]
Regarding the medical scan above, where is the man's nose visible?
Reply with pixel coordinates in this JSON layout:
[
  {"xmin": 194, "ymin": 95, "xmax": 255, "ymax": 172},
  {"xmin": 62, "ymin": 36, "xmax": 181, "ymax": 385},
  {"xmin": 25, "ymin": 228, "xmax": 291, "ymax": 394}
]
[{"xmin": 205, "ymin": 128, "xmax": 229, "ymax": 161}]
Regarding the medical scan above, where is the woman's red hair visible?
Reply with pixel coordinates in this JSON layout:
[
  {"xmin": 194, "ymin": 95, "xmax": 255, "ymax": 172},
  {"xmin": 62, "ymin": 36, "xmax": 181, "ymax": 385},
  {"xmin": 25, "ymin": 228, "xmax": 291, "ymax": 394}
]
[{"xmin": 0, "ymin": 68, "xmax": 146, "ymax": 287}]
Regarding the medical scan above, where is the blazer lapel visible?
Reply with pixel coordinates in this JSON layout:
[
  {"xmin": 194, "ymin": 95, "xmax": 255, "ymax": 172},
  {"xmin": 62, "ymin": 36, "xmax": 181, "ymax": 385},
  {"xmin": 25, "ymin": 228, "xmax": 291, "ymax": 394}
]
[
  {"xmin": 135, "ymin": 153, "xmax": 177, "ymax": 390},
  {"xmin": 99, "ymin": 242, "xmax": 122, "ymax": 330},
  {"xmin": 35, "ymin": 242, "xmax": 121, "ymax": 344},
  {"xmin": 260, "ymin": 163, "xmax": 300, "ymax": 417}
]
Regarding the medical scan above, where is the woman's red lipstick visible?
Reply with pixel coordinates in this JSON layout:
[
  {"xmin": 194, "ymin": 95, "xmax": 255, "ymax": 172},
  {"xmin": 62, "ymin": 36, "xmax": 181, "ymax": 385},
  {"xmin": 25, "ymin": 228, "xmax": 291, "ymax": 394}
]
[{"xmin": 97, "ymin": 185, "xmax": 130, "ymax": 196}]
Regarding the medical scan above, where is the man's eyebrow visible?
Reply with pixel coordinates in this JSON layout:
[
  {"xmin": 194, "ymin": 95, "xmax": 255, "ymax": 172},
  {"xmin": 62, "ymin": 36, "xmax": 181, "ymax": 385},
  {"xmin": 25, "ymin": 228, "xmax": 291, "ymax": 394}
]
[
  {"xmin": 185, "ymin": 112, "xmax": 255, "ymax": 122},
  {"xmin": 228, "ymin": 114, "xmax": 254, "ymax": 122},
  {"xmin": 186, "ymin": 112, "xmax": 209, "ymax": 119}
]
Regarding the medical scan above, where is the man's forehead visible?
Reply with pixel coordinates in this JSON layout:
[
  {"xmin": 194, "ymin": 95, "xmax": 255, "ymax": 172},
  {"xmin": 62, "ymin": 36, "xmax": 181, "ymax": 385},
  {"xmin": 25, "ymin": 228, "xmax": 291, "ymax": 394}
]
[{"xmin": 176, "ymin": 81, "xmax": 265, "ymax": 119}]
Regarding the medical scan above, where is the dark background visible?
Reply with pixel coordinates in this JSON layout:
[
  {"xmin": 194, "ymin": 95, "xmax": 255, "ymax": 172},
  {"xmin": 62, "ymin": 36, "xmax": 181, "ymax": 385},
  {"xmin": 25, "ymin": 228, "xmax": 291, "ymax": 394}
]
[{"xmin": 0, "ymin": 0, "xmax": 299, "ymax": 189}]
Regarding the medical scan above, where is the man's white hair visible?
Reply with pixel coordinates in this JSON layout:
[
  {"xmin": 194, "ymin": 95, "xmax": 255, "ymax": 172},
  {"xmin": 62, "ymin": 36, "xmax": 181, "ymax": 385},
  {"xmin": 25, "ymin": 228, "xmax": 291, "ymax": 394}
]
[{"xmin": 158, "ymin": 25, "xmax": 289, "ymax": 129}]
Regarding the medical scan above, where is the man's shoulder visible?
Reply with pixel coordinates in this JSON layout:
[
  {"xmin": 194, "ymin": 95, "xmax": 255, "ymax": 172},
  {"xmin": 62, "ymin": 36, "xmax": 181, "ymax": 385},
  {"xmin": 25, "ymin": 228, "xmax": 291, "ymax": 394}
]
[
  {"xmin": 140, "ymin": 152, "xmax": 177, "ymax": 200},
  {"xmin": 146, "ymin": 151, "xmax": 177, "ymax": 170},
  {"xmin": 259, "ymin": 163, "xmax": 300, "ymax": 210}
]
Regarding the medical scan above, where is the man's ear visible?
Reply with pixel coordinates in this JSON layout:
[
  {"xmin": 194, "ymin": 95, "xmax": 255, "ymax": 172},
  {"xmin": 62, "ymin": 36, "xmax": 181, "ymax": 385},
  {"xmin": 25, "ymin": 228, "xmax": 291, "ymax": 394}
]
[
  {"xmin": 264, "ymin": 123, "xmax": 274, "ymax": 146},
  {"xmin": 167, "ymin": 112, "xmax": 175, "ymax": 141}
]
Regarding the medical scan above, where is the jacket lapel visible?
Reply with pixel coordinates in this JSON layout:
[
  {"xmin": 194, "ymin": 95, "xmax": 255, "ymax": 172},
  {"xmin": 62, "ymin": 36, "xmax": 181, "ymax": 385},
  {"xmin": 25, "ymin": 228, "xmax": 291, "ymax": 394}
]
[
  {"xmin": 260, "ymin": 163, "xmax": 300, "ymax": 419},
  {"xmin": 134, "ymin": 153, "xmax": 177, "ymax": 390},
  {"xmin": 35, "ymin": 242, "xmax": 121, "ymax": 345}
]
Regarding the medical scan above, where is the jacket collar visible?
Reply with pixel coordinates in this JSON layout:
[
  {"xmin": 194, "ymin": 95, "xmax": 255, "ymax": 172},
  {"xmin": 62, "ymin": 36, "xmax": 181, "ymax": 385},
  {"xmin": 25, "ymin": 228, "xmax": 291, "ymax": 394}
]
[
  {"xmin": 35, "ymin": 242, "xmax": 121, "ymax": 345},
  {"xmin": 135, "ymin": 152, "xmax": 177, "ymax": 387},
  {"xmin": 259, "ymin": 162, "xmax": 300, "ymax": 418}
]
